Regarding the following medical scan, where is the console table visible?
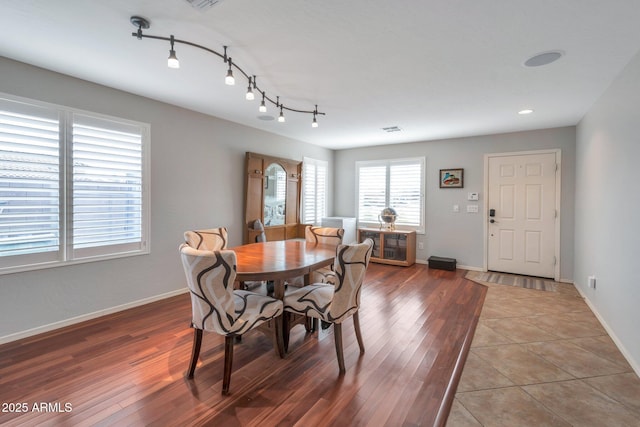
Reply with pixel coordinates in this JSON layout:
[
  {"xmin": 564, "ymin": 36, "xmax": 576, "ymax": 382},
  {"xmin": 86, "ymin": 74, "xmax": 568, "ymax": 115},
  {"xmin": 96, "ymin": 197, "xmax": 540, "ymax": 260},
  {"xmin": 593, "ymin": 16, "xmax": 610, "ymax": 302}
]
[{"xmin": 358, "ymin": 228, "xmax": 416, "ymax": 266}]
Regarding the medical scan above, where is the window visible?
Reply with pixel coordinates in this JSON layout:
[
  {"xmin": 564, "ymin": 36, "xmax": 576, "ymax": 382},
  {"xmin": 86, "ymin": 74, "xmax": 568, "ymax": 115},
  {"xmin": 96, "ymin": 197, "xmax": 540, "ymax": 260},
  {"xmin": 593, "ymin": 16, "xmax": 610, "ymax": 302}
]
[
  {"xmin": 301, "ymin": 157, "xmax": 328, "ymax": 225},
  {"xmin": 356, "ymin": 157, "xmax": 424, "ymax": 232},
  {"xmin": 0, "ymin": 94, "xmax": 150, "ymax": 274}
]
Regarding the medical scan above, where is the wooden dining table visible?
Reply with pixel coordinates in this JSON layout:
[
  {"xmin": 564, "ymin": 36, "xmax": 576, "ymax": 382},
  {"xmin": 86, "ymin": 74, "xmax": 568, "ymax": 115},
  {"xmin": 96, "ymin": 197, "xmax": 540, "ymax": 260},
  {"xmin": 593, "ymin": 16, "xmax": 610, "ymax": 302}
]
[{"xmin": 232, "ymin": 239, "xmax": 337, "ymax": 356}]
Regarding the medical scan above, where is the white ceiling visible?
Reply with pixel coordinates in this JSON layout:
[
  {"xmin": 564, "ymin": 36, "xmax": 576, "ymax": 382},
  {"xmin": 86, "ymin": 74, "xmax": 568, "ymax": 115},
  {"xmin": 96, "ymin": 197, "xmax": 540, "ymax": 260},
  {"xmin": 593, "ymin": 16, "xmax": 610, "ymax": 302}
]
[{"xmin": 1, "ymin": 0, "xmax": 640, "ymax": 150}]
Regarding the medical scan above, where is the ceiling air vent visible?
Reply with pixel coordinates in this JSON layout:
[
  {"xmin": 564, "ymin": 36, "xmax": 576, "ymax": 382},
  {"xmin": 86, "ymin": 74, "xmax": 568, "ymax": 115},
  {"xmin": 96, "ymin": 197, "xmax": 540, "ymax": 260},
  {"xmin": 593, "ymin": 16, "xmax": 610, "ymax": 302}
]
[
  {"xmin": 382, "ymin": 126, "xmax": 401, "ymax": 133},
  {"xmin": 184, "ymin": 0, "xmax": 224, "ymax": 12}
]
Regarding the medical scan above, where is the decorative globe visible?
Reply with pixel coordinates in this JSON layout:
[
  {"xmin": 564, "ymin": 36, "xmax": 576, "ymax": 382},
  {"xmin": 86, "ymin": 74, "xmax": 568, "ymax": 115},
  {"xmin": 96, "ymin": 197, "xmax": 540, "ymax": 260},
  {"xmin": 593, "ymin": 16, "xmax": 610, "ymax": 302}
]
[{"xmin": 379, "ymin": 207, "xmax": 398, "ymax": 229}]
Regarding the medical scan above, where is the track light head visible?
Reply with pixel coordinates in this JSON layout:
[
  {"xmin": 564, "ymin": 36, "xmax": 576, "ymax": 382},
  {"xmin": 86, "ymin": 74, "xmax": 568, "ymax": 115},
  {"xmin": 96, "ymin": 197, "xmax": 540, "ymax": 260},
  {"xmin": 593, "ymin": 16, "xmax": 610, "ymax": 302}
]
[
  {"xmin": 225, "ymin": 58, "xmax": 235, "ymax": 85},
  {"xmin": 259, "ymin": 93, "xmax": 267, "ymax": 112},
  {"xmin": 245, "ymin": 77, "xmax": 254, "ymax": 100},
  {"xmin": 167, "ymin": 35, "xmax": 179, "ymax": 68},
  {"xmin": 278, "ymin": 106, "xmax": 285, "ymax": 123}
]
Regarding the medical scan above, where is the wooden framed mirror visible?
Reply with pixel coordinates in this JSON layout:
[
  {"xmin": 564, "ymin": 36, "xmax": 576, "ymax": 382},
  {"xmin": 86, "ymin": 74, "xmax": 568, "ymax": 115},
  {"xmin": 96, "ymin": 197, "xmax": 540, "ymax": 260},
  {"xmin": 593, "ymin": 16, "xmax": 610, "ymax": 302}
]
[
  {"xmin": 263, "ymin": 163, "xmax": 286, "ymax": 226},
  {"xmin": 244, "ymin": 152, "xmax": 305, "ymax": 243}
]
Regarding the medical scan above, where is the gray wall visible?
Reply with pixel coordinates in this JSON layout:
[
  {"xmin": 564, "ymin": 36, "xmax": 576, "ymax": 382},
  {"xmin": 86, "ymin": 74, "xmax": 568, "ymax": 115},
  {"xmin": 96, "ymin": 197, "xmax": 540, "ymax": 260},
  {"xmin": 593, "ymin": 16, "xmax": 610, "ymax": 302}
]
[
  {"xmin": 0, "ymin": 57, "xmax": 332, "ymax": 341},
  {"xmin": 575, "ymin": 49, "xmax": 640, "ymax": 371},
  {"xmin": 334, "ymin": 127, "xmax": 576, "ymax": 281}
]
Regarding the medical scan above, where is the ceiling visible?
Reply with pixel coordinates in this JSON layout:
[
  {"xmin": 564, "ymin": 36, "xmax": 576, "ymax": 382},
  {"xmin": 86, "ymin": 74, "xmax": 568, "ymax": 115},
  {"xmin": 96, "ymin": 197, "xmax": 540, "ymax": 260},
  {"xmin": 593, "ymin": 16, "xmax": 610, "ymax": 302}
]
[{"xmin": 1, "ymin": 0, "xmax": 640, "ymax": 150}]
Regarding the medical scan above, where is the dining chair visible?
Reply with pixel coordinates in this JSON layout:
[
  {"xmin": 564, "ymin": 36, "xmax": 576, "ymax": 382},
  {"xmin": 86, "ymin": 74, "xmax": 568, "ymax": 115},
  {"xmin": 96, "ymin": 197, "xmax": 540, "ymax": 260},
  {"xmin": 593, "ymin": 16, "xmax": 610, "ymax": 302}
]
[
  {"xmin": 288, "ymin": 226, "xmax": 345, "ymax": 287},
  {"xmin": 251, "ymin": 219, "xmax": 267, "ymax": 242},
  {"xmin": 183, "ymin": 227, "xmax": 228, "ymax": 251},
  {"xmin": 179, "ymin": 244, "xmax": 284, "ymax": 394},
  {"xmin": 283, "ymin": 238, "xmax": 373, "ymax": 373}
]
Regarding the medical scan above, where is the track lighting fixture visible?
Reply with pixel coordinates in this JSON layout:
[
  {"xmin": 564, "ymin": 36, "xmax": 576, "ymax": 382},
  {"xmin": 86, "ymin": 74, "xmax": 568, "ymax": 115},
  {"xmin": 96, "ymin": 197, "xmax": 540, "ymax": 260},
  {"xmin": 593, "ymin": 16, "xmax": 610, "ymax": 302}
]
[
  {"xmin": 245, "ymin": 76, "xmax": 255, "ymax": 100},
  {"xmin": 225, "ymin": 58, "xmax": 235, "ymax": 86},
  {"xmin": 167, "ymin": 35, "xmax": 179, "ymax": 69},
  {"xmin": 130, "ymin": 15, "xmax": 324, "ymax": 126},
  {"xmin": 276, "ymin": 97, "xmax": 285, "ymax": 122},
  {"xmin": 259, "ymin": 92, "xmax": 267, "ymax": 113}
]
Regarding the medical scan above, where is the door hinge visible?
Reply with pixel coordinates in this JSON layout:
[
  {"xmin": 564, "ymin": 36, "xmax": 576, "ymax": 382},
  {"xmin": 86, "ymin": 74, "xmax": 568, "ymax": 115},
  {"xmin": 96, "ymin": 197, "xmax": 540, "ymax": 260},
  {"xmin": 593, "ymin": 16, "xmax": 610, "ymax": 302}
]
[
  {"xmin": 553, "ymin": 256, "xmax": 557, "ymax": 266},
  {"xmin": 555, "ymin": 163, "xmax": 559, "ymax": 172}
]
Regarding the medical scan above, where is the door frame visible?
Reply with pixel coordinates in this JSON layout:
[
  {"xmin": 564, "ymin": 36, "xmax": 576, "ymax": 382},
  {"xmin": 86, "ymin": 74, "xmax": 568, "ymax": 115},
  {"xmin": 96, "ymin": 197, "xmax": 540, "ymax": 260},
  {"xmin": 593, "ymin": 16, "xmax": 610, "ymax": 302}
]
[{"xmin": 482, "ymin": 149, "xmax": 561, "ymax": 281}]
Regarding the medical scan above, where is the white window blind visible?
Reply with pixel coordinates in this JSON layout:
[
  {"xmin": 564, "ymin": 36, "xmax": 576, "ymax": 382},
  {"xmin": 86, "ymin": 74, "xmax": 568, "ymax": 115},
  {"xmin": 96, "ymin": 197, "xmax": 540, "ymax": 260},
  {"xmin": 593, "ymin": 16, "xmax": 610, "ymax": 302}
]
[
  {"xmin": 72, "ymin": 115, "xmax": 144, "ymax": 258},
  {"xmin": 0, "ymin": 102, "xmax": 61, "ymax": 264},
  {"xmin": 357, "ymin": 165, "xmax": 387, "ymax": 223},
  {"xmin": 356, "ymin": 158, "xmax": 425, "ymax": 231},
  {"xmin": 302, "ymin": 157, "xmax": 328, "ymax": 225},
  {"xmin": 0, "ymin": 95, "xmax": 149, "ymax": 274}
]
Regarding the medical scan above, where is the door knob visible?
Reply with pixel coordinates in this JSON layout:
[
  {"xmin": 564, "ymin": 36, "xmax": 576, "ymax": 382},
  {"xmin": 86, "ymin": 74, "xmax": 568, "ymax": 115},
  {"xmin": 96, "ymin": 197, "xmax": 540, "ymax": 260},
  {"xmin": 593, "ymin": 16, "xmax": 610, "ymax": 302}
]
[{"xmin": 490, "ymin": 219, "xmax": 497, "ymax": 224}]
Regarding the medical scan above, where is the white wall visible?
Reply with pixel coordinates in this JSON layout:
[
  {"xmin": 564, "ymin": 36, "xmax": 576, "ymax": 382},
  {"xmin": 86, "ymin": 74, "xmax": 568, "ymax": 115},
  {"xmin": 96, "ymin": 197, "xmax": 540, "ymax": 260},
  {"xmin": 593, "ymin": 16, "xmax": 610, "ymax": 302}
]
[
  {"xmin": 334, "ymin": 127, "xmax": 576, "ymax": 281},
  {"xmin": 0, "ymin": 57, "xmax": 332, "ymax": 341},
  {"xmin": 575, "ymin": 49, "xmax": 640, "ymax": 371}
]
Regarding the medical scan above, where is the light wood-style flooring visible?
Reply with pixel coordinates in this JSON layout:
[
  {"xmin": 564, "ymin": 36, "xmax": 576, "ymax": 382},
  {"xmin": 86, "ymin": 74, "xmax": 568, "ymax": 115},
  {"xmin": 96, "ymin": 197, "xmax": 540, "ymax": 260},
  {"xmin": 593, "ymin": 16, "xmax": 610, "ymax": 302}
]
[{"xmin": 0, "ymin": 264, "xmax": 485, "ymax": 426}]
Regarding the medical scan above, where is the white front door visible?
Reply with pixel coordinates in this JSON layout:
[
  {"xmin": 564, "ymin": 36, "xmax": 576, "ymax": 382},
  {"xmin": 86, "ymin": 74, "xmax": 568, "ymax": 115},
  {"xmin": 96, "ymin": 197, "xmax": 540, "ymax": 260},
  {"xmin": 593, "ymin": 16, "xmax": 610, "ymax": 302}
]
[{"xmin": 486, "ymin": 151, "xmax": 559, "ymax": 279}]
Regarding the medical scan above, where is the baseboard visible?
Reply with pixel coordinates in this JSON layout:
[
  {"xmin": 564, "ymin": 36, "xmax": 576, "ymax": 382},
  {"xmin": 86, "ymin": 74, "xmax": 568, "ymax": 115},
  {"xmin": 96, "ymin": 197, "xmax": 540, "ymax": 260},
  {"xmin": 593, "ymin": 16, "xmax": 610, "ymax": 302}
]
[
  {"xmin": 416, "ymin": 259, "xmax": 482, "ymax": 272},
  {"xmin": 0, "ymin": 287, "xmax": 189, "ymax": 345},
  {"xmin": 457, "ymin": 264, "xmax": 483, "ymax": 272},
  {"xmin": 574, "ymin": 286, "xmax": 640, "ymax": 377}
]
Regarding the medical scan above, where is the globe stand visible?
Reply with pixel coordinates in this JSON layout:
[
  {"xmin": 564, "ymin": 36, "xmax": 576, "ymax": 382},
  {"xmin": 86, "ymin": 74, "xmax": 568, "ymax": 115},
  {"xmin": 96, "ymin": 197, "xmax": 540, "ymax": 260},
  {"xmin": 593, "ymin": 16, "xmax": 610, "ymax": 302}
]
[{"xmin": 378, "ymin": 215, "xmax": 397, "ymax": 230}]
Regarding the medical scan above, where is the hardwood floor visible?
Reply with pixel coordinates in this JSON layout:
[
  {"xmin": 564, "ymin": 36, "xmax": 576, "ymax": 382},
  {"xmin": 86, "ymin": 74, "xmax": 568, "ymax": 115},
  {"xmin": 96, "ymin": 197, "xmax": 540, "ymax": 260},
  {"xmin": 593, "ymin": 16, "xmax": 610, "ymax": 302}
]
[{"xmin": 0, "ymin": 264, "xmax": 486, "ymax": 426}]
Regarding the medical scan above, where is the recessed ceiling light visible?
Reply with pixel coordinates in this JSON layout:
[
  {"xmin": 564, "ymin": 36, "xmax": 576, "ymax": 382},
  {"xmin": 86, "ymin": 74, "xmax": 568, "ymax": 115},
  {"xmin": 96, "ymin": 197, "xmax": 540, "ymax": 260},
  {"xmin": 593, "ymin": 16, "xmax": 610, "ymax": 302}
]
[
  {"xmin": 524, "ymin": 50, "xmax": 564, "ymax": 67},
  {"xmin": 518, "ymin": 109, "xmax": 534, "ymax": 115}
]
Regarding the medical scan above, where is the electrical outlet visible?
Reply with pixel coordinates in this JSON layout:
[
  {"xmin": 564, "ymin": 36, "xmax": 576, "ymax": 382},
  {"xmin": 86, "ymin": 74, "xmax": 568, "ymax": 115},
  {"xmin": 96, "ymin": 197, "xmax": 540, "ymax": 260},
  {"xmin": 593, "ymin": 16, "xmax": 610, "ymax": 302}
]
[{"xmin": 418, "ymin": 242, "xmax": 424, "ymax": 250}]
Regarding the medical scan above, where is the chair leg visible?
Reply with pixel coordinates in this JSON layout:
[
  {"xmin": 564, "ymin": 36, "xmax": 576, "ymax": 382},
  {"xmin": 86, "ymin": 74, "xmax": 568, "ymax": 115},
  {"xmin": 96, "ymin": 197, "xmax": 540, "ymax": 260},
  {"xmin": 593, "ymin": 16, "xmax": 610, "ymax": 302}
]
[
  {"xmin": 275, "ymin": 314, "xmax": 286, "ymax": 357},
  {"xmin": 353, "ymin": 311, "xmax": 365, "ymax": 354},
  {"xmin": 304, "ymin": 316, "xmax": 314, "ymax": 332},
  {"xmin": 187, "ymin": 328, "xmax": 203, "ymax": 379},
  {"xmin": 222, "ymin": 335, "xmax": 234, "ymax": 395},
  {"xmin": 333, "ymin": 322, "xmax": 345, "ymax": 374}
]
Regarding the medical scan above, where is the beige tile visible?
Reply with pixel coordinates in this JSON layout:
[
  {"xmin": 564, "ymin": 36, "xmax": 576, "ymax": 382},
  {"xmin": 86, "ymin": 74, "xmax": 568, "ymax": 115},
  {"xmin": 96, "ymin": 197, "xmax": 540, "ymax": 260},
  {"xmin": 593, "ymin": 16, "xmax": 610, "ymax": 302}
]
[
  {"xmin": 554, "ymin": 282, "xmax": 581, "ymax": 296},
  {"xmin": 523, "ymin": 379, "xmax": 640, "ymax": 426},
  {"xmin": 481, "ymin": 318, "xmax": 560, "ymax": 343},
  {"xmin": 570, "ymin": 335, "xmax": 633, "ymax": 370},
  {"xmin": 480, "ymin": 299, "xmax": 525, "ymax": 319},
  {"xmin": 456, "ymin": 387, "xmax": 571, "ymax": 427},
  {"xmin": 523, "ymin": 341, "xmax": 629, "ymax": 378},
  {"xmin": 520, "ymin": 313, "xmax": 607, "ymax": 339},
  {"xmin": 585, "ymin": 373, "xmax": 640, "ymax": 416},
  {"xmin": 470, "ymin": 323, "xmax": 513, "ymax": 348},
  {"xmin": 524, "ymin": 296, "xmax": 589, "ymax": 316},
  {"xmin": 446, "ymin": 398, "xmax": 482, "ymax": 427},
  {"xmin": 556, "ymin": 310, "xmax": 607, "ymax": 331},
  {"xmin": 457, "ymin": 352, "xmax": 514, "ymax": 392},
  {"xmin": 461, "ymin": 272, "xmax": 640, "ymax": 426},
  {"xmin": 473, "ymin": 344, "xmax": 573, "ymax": 385}
]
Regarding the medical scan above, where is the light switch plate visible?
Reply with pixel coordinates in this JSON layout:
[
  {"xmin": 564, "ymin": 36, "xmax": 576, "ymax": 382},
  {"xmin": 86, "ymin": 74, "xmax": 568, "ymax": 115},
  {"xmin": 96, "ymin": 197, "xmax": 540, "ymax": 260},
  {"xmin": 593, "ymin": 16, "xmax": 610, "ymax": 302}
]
[{"xmin": 467, "ymin": 205, "xmax": 479, "ymax": 213}]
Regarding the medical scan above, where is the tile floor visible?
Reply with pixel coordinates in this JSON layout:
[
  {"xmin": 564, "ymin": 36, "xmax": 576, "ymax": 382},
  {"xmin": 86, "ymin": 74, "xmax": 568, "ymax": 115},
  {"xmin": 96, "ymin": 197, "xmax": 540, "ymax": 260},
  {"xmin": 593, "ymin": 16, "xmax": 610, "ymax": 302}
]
[{"xmin": 447, "ymin": 276, "xmax": 640, "ymax": 426}]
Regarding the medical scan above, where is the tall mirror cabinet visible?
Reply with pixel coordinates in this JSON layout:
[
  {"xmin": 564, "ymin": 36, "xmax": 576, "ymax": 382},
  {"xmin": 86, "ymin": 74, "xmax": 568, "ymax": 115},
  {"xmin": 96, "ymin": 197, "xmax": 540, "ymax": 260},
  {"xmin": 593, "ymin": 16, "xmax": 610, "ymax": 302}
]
[{"xmin": 244, "ymin": 152, "xmax": 306, "ymax": 243}]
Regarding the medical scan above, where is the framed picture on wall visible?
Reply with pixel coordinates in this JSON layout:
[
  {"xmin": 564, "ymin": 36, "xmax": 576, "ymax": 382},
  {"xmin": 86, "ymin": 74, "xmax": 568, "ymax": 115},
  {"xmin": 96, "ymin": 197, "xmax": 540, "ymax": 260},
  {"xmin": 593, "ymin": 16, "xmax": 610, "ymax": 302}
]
[{"xmin": 439, "ymin": 168, "xmax": 464, "ymax": 188}]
